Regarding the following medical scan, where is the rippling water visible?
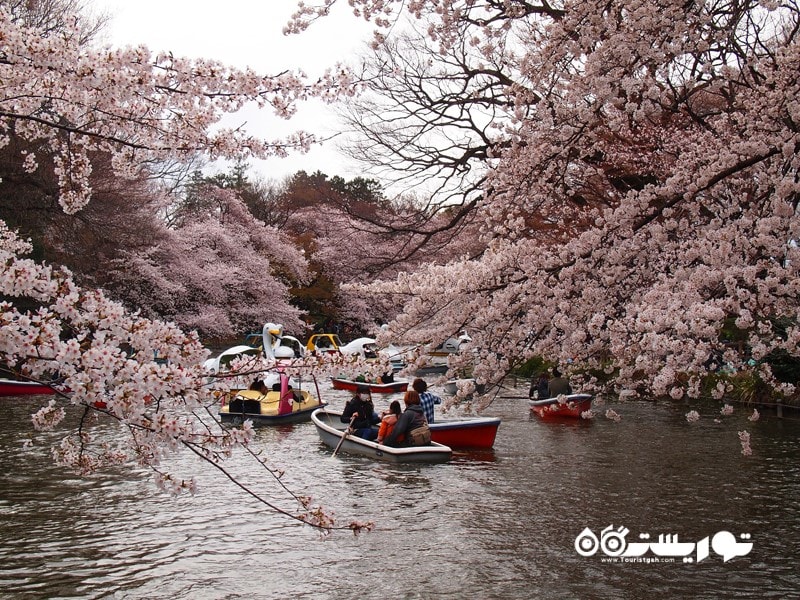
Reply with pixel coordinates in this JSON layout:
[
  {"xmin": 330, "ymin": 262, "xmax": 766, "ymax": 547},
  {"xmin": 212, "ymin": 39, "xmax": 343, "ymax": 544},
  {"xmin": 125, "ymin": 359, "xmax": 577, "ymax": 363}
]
[{"xmin": 1, "ymin": 384, "xmax": 798, "ymax": 599}]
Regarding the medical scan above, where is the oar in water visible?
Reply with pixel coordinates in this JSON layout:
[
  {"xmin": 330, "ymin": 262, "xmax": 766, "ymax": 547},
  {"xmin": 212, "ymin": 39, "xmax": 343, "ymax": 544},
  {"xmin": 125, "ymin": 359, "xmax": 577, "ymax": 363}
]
[{"xmin": 332, "ymin": 415, "xmax": 357, "ymax": 458}]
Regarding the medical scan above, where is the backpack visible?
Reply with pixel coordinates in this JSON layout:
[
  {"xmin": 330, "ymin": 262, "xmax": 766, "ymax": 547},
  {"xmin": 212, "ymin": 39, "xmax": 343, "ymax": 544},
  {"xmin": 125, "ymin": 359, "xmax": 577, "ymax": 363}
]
[{"xmin": 408, "ymin": 423, "xmax": 431, "ymax": 446}]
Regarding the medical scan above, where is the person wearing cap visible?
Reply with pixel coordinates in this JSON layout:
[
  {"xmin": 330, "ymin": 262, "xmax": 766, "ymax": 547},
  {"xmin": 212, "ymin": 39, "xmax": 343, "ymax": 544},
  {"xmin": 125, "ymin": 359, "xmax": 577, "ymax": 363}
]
[{"xmin": 340, "ymin": 384, "xmax": 380, "ymax": 440}]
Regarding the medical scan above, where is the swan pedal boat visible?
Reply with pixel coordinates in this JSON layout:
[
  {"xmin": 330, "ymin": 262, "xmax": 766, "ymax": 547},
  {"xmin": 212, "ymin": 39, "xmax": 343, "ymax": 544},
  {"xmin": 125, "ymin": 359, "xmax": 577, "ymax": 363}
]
[
  {"xmin": 529, "ymin": 394, "xmax": 593, "ymax": 419},
  {"xmin": 330, "ymin": 377, "xmax": 409, "ymax": 394},
  {"xmin": 311, "ymin": 408, "xmax": 452, "ymax": 463},
  {"xmin": 219, "ymin": 389, "xmax": 327, "ymax": 425}
]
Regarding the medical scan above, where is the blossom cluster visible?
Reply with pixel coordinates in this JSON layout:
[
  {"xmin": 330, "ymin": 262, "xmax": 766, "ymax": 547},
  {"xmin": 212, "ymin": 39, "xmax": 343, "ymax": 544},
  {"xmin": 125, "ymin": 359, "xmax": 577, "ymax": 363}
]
[
  {"xmin": 738, "ymin": 430, "xmax": 753, "ymax": 456},
  {"xmin": 0, "ymin": 6, "xmax": 351, "ymax": 213},
  {"xmin": 333, "ymin": 0, "xmax": 800, "ymax": 411},
  {"xmin": 1, "ymin": 223, "xmax": 254, "ymax": 486}
]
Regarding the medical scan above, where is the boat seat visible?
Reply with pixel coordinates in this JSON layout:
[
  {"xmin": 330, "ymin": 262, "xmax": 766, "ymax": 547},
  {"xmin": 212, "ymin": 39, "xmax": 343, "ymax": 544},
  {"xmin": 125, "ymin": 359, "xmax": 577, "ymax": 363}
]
[{"xmin": 228, "ymin": 398, "xmax": 262, "ymax": 414}]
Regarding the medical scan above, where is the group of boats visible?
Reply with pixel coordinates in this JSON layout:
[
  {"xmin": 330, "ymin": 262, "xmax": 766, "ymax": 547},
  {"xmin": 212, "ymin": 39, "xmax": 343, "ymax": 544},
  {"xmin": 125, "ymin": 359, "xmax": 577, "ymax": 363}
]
[
  {"xmin": 220, "ymin": 381, "xmax": 592, "ymax": 463},
  {"xmin": 209, "ymin": 330, "xmax": 503, "ymax": 461},
  {"xmin": 2, "ymin": 322, "xmax": 594, "ymax": 463},
  {"xmin": 219, "ymin": 376, "xmax": 503, "ymax": 460},
  {"xmin": 311, "ymin": 408, "xmax": 504, "ymax": 463}
]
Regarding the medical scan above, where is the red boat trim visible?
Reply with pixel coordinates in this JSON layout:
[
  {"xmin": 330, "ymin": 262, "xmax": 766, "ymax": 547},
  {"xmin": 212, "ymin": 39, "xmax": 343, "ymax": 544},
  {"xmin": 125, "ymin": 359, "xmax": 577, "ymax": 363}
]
[
  {"xmin": 0, "ymin": 379, "xmax": 59, "ymax": 396},
  {"xmin": 529, "ymin": 394, "xmax": 593, "ymax": 419},
  {"xmin": 330, "ymin": 378, "xmax": 409, "ymax": 394},
  {"xmin": 429, "ymin": 417, "xmax": 501, "ymax": 449}
]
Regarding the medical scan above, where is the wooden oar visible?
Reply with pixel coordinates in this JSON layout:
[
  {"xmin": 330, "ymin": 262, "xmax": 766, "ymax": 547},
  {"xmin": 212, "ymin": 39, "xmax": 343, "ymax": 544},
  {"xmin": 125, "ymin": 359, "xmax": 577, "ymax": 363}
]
[{"xmin": 332, "ymin": 415, "xmax": 356, "ymax": 458}]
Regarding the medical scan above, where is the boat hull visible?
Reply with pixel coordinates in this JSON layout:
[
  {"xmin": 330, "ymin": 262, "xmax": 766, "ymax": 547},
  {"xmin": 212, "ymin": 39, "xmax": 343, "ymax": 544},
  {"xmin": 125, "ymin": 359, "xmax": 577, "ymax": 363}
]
[
  {"xmin": 330, "ymin": 378, "xmax": 409, "ymax": 394},
  {"xmin": 429, "ymin": 417, "xmax": 501, "ymax": 449},
  {"xmin": 219, "ymin": 389, "xmax": 326, "ymax": 425},
  {"xmin": 311, "ymin": 408, "xmax": 452, "ymax": 463},
  {"xmin": 220, "ymin": 405, "xmax": 323, "ymax": 425},
  {"xmin": 529, "ymin": 394, "xmax": 593, "ymax": 419},
  {"xmin": 413, "ymin": 365, "xmax": 448, "ymax": 376},
  {"xmin": 0, "ymin": 379, "xmax": 58, "ymax": 396},
  {"xmin": 443, "ymin": 379, "xmax": 486, "ymax": 397}
]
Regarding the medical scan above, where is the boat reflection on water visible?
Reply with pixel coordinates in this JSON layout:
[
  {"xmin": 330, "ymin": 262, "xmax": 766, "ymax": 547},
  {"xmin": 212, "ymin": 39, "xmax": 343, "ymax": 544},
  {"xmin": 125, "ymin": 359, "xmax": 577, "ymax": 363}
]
[{"xmin": 451, "ymin": 448, "xmax": 498, "ymax": 464}]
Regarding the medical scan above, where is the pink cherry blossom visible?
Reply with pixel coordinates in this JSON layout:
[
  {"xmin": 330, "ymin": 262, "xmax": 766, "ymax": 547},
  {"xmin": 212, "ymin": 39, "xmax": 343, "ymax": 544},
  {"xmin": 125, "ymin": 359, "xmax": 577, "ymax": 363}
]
[{"xmin": 738, "ymin": 430, "xmax": 752, "ymax": 456}]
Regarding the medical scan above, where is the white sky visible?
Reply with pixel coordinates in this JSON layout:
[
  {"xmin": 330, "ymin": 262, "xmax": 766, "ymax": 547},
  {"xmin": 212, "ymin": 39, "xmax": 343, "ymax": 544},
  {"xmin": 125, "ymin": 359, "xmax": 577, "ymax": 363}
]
[{"xmin": 90, "ymin": 0, "xmax": 374, "ymax": 183}]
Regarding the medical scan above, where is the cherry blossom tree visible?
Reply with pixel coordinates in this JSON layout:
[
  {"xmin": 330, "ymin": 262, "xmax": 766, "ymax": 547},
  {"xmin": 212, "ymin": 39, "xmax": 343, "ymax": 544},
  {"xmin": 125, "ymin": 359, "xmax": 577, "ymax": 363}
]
[
  {"xmin": 1, "ymin": 221, "xmax": 361, "ymax": 529},
  {"xmin": 270, "ymin": 168, "xmax": 486, "ymax": 330},
  {"xmin": 109, "ymin": 184, "xmax": 310, "ymax": 340},
  {"xmin": 2, "ymin": 0, "xmax": 108, "ymax": 43},
  {"xmin": 0, "ymin": 2, "xmax": 351, "ymax": 214},
  {"xmin": 0, "ymin": 1, "xmax": 364, "ymax": 531},
  {"xmin": 294, "ymin": 0, "xmax": 800, "ymax": 405},
  {"xmin": 2, "ymin": 149, "xmax": 311, "ymax": 341}
]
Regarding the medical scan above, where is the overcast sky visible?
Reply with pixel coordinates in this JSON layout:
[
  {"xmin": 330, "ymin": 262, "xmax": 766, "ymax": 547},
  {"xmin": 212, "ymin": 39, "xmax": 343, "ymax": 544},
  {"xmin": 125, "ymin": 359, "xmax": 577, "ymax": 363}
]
[{"xmin": 90, "ymin": 0, "xmax": 373, "ymax": 183}]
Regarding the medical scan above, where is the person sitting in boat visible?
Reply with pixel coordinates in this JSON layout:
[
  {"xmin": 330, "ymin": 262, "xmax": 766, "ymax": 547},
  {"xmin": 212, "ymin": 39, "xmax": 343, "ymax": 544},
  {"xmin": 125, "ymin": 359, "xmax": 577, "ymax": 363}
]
[
  {"xmin": 249, "ymin": 379, "xmax": 269, "ymax": 395},
  {"xmin": 548, "ymin": 368, "xmax": 572, "ymax": 396},
  {"xmin": 377, "ymin": 371, "xmax": 394, "ymax": 384},
  {"xmin": 412, "ymin": 378, "xmax": 441, "ymax": 423},
  {"xmin": 376, "ymin": 400, "xmax": 402, "ymax": 444},
  {"xmin": 287, "ymin": 384, "xmax": 303, "ymax": 403},
  {"xmin": 341, "ymin": 384, "xmax": 380, "ymax": 440},
  {"xmin": 384, "ymin": 390, "xmax": 429, "ymax": 447},
  {"xmin": 530, "ymin": 372, "xmax": 550, "ymax": 400}
]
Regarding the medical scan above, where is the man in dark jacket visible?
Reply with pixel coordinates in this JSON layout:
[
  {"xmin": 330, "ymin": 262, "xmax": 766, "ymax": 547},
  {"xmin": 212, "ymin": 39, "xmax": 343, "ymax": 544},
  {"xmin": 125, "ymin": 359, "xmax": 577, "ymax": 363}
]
[
  {"xmin": 384, "ymin": 390, "xmax": 428, "ymax": 446},
  {"xmin": 548, "ymin": 368, "xmax": 573, "ymax": 396},
  {"xmin": 341, "ymin": 384, "xmax": 380, "ymax": 440}
]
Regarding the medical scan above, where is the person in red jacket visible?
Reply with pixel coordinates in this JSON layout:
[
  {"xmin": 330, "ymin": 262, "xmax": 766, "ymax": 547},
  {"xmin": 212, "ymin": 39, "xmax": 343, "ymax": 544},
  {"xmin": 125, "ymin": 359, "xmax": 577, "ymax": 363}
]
[{"xmin": 376, "ymin": 400, "xmax": 402, "ymax": 444}]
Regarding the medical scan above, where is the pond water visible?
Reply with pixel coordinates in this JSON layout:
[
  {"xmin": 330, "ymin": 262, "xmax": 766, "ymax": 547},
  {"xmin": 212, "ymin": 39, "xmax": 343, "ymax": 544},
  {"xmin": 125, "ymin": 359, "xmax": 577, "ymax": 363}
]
[{"xmin": 1, "ymin": 382, "xmax": 798, "ymax": 599}]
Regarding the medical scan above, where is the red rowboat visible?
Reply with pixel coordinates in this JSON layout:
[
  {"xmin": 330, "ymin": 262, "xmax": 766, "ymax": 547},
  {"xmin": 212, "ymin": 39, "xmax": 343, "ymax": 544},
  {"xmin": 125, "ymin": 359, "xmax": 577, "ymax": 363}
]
[
  {"xmin": 0, "ymin": 378, "xmax": 59, "ymax": 396},
  {"xmin": 330, "ymin": 377, "xmax": 409, "ymax": 394},
  {"xmin": 529, "ymin": 394, "xmax": 593, "ymax": 419},
  {"xmin": 429, "ymin": 416, "xmax": 501, "ymax": 449}
]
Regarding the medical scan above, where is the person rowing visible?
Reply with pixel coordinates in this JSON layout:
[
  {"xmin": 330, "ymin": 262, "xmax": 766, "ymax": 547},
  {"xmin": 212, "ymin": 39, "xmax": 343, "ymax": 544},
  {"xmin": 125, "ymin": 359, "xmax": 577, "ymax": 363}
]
[{"xmin": 340, "ymin": 384, "xmax": 380, "ymax": 440}]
